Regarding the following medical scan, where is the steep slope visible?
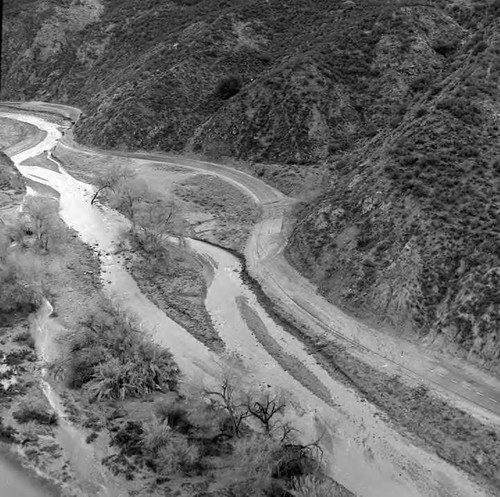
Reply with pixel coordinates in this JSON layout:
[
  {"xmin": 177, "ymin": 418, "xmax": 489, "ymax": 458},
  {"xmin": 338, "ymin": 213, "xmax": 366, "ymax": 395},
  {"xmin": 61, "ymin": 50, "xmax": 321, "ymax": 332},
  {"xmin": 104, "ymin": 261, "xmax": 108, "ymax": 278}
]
[
  {"xmin": 0, "ymin": 150, "xmax": 26, "ymax": 216},
  {"xmin": 0, "ymin": 151, "xmax": 24, "ymax": 192},
  {"xmin": 2, "ymin": 0, "xmax": 462, "ymax": 161},
  {"xmin": 2, "ymin": 0, "xmax": 499, "ymax": 370},
  {"xmin": 287, "ymin": 1, "xmax": 500, "ymax": 372}
]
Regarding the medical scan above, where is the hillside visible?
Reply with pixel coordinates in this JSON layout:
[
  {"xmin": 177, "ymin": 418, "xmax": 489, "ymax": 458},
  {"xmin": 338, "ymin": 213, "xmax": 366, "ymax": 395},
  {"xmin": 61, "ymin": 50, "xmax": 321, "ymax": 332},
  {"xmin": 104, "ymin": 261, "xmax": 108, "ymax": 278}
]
[
  {"xmin": 286, "ymin": 1, "xmax": 500, "ymax": 373},
  {"xmin": 0, "ymin": 150, "xmax": 25, "ymax": 215},
  {"xmin": 2, "ymin": 0, "xmax": 499, "ymax": 370}
]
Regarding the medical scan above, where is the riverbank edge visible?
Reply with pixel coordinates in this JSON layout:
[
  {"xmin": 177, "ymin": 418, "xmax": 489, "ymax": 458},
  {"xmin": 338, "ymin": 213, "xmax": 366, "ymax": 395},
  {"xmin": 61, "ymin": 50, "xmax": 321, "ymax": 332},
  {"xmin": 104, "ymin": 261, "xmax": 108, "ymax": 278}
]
[{"xmin": 0, "ymin": 442, "xmax": 63, "ymax": 496}]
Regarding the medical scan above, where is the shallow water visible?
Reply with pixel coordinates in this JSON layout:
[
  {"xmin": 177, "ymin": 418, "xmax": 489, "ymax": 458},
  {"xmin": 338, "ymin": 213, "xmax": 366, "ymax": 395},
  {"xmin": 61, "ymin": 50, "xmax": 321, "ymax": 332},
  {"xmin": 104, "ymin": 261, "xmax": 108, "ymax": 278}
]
[
  {"xmin": 4, "ymin": 114, "xmax": 124, "ymax": 497},
  {"xmin": 32, "ymin": 300, "xmax": 123, "ymax": 497},
  {"xmin": 0, "ymin": 451, "xmax": 57, "ymax": 497},
  {"xmin": 1, "ymin": 110, "xmax": 493, "ymax": 497}
]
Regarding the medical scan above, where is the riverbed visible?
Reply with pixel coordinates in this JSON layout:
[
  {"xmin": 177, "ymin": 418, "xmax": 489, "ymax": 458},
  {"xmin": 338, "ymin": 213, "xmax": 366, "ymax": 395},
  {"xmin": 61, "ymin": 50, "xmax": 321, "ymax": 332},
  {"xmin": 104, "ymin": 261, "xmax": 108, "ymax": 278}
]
[{"xmin": 1, "ymin": 109, "xmax": 494, "ymax": 497}]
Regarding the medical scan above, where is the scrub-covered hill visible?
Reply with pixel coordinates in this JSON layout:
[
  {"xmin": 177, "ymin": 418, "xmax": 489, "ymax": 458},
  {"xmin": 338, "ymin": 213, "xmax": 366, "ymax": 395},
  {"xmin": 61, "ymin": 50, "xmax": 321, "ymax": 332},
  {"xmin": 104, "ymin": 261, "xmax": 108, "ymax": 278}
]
[
  {"xmin": 1, "ymin": 0, "xmax": 463, "ymax": 161},
  {"xmin": 2, "ymin": 0, "xmax": 499, "ymax": 371},
  {"xmin": 285, "ymin": 2, "xmax": 500, "ymax": 372}
]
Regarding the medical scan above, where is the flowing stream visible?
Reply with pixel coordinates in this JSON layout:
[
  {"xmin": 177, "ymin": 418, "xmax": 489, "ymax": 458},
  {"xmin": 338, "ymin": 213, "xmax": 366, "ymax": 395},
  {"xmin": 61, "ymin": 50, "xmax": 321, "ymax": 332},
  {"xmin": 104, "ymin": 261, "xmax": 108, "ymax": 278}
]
[
  {"xmin": 0, "ymin": 110, "xmax": 493, "ymax": 497},
  {"xmin": 32, "ymin": 299, "xmax": 122, "ymax": 497},
  {"xmin": 0, "ymin": 451, "xmax": 57, "ymax": 497}
]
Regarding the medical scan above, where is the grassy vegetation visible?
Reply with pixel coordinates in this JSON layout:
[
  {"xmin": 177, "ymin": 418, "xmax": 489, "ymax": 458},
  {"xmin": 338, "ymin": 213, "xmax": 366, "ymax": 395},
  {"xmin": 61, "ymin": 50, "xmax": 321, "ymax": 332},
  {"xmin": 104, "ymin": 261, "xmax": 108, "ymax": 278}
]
[
  {"xmin": 62, "ymin": 301, "xmax": 179, "ymax": 399},
  {"xmin": 93, "ymin": 168, "xmax": 224, "ymax": 351},
  {"xmin": 285, "ymin": 1, "xmax": 500, "ymax": 370},
  {"xmin": 0, "ymin": 251, "xmax": 40, "ymax": 320},
  {"xmin": 0, "ymin": 195, "xmax": 64, "ymax": 322},
  {"xmin": 5, "ymin": 0, "xmax": 499, "ymax": 364},
  {"xmin": 125, "ymin": 239, "xmax": 224, "ymax": 351},
  {"xmin": 3, "ymin": 1, "xmax": 500, "ymax": 492},
  {"xmin": 0, "ymin": 153, "xmax": 42, "ymax": 322},
  {"xmin": 13, "ymin": 399, "xmax": 58, "ymax": 426},
  {"xmin": 0, "ymin": 0, "xmax": 462, "ymax": 162}
]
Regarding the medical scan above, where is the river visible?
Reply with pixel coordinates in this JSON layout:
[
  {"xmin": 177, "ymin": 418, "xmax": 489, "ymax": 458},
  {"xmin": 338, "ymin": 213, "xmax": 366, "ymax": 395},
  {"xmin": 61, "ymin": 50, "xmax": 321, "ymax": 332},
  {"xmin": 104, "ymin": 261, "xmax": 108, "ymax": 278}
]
[
  {"xmin": 0, "ymin": 451, "xmax": 58, "ymax": 497},
  {"xmin": 0, "ymin": 109, "xmax": 493, "ymax": 497}
]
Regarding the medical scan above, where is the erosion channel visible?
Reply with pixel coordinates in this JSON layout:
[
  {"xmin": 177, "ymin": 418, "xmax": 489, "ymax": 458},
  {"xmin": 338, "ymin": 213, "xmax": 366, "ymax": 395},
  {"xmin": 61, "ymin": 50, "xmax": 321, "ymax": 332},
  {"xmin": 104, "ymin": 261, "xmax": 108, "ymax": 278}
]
[{"xmin": 0, "ymin": 107, "xmax": 493, "ymax": 497}]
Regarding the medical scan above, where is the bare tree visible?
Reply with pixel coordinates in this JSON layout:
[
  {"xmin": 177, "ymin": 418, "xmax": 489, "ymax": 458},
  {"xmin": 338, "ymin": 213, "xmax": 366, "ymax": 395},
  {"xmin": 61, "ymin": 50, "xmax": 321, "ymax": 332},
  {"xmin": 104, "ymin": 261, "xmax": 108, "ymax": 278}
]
[
  {"xmin": 246, "ymin": 391, "xmax": 287, "ymax": 435},
  {"xmin": 204, "ymin": 369, "xmax": 250, "ymax": 438},
  {"xmin": 23, "ymin": 197, "xmax": 58, "ymax": 251},
  {"xmin": 134, "ymin": 196, "xmax": 185, "ymax": 258},
  {"xmin": 0, "ymin": 251, "xmax": 42, "ymax": 313},
  {"xmin": 204, "ymin": 364, "xmax": 290, "ymax": 440},
  {"xmin": 91, "ymin": 164, "xmax": 136, "ymax": 205},
  {"xmin": 111, "ymin": 178, "xmax": 148, "ymax": 224}
]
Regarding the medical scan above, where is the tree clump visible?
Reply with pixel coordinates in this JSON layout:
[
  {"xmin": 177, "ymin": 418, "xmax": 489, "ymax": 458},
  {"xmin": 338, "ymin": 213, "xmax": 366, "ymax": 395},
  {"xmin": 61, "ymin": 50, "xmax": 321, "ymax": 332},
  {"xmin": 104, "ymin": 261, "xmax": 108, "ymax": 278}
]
[
  {"xmin": 22, "ymin": 196, "xmax": 60, "ymax": 251},
  {"xmin": 92, "ymin": 166, "xmax": 186, "ymax": 259},
  {"xmin": 0, "ymin": 224, "xmax": 41, "ymax": 318},
  {"xmin": 63, "ymin": 301, "xmax": 179, "ymax": 399},
  {"xmin": 104, "ymin": 362, "xmax": 344, "ymax": 496},
  {"xmin": 214, "ymin": 75, "xmax": 242, "ymax": 100}
]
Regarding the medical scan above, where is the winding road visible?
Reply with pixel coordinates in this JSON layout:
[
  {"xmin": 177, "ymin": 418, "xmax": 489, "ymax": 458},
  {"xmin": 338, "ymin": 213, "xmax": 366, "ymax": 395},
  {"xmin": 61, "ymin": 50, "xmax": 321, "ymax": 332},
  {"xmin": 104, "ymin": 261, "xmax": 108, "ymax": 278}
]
[{"xmin": 0, "ymin": 101, "xmax": 498, "ymax": 497}]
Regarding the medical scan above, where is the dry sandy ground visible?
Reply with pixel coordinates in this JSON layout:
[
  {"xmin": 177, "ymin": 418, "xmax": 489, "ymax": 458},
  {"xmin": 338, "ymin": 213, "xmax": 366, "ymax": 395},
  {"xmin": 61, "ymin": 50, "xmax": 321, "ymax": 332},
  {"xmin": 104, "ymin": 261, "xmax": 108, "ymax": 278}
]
[{"xmin": 0, "ymin": 118, "xmax": 38, "ymax": 150}]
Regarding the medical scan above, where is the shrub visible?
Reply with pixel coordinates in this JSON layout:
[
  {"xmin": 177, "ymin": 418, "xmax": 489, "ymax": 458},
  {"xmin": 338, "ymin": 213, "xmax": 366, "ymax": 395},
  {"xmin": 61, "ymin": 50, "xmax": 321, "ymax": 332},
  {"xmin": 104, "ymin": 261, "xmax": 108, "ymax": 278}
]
[
  {"xmin": 65, "ymin": 350, "xmax": 102, "ymax": 388},
  {"xmin": 214, "ymin": 75, "xmax": 242, "ymax": 99},
  {"xmin": 0, "ymin": 420, "xmax": 17, "ymax": 443},
  {"xmin": 156, "ymin": 432, "xmax": 199, "ymax": 474},
  {"xmin": 415, "ymin": 107, "xmax": 427, "ymax": 118},
  {"xmin": 142, "ymin": 418, "xmax": 199, "ymax": 474},
  {"xmin": 13, "ymin": 330, "xmax": 35, "ymax": 349},
  {"xmin": 410, "ymin": 75, "xmax": 430, "ymax": 93},
  {"xmin": 290, "ymin": 475, "xmax": 352, "ymax": 497},
  {"xmin": 5, "ymin": 348, "xmax": 36, "ymax": 365},
  {"xmin": 66, "ymin": 302, "xmax": 179, "ymax": 398},
  {"xmin": 272, "ymin": 443, "xmax": 321, "ymax": 480},
  {"xmin": 0, "ymin": 252, "xmax": 41, "ymax": 316},
  {"xmin": 433, "ymin": 40, "xmax": 457, "ymax": 57},
  {"xmin": 228, "ymin": 434, "xmax": 279, "ymax": 494},
  {"xmin": 111, "ymin": 421, "xmax": 144, "ymax": 457},
  {"xmin": 227, "ymin": 435, "xmax": 323, "ymax": 495},
  {"xmin": 13, "ymin": 400, "xmax": 58, "ymax": 426},
  {"xmin": 154, "ymin": 401, "xmax": 193, "ymax": 433}
]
